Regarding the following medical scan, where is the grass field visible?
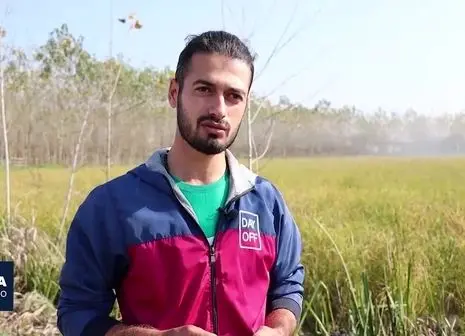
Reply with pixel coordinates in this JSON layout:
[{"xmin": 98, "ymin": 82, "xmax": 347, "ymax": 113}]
[{"xmin": 1, "ymin": 156, "xmax": 465, "ymax": 335}]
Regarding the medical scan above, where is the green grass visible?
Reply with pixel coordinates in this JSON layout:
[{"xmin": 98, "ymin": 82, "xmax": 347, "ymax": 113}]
[{"xmin": 1, "ymin": 156, "xmax": 465, "ymax": 335}]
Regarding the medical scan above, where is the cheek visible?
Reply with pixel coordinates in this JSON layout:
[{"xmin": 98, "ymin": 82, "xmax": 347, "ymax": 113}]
[
  {"xmin": 185, "ymin": 98, "xmax": 206, "ymax": 116},
  {"xmin": 180, "ymin": 99, "xmax": 200, "ymax": 118}
]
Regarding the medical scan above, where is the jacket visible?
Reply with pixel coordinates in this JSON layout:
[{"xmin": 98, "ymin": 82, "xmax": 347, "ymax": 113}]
[{"xmin": 56, "ymin": 148, "xmax": 305, "ymax": 336}]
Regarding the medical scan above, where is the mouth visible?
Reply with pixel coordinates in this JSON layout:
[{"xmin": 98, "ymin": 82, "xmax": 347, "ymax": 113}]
[{"xmin": 200, "ymin": 120, "xmax": 228, "ymax": 132}]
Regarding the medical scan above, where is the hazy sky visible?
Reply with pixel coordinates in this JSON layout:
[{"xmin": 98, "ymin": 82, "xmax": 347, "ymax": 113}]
[{"xmin": 1, "ymin": 0, "xmax": 464, "ymax": 116}]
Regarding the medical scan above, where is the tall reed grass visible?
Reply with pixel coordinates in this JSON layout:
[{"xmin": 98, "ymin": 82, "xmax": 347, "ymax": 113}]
[{"xmin": 1, "ymin": 156, "xmax": 464, "ymax": 335}]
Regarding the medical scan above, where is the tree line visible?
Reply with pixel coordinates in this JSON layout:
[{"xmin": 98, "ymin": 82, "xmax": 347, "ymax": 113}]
[{"xmin": 1, "ymin": 24, "xmax": 464, "ymax": 168}]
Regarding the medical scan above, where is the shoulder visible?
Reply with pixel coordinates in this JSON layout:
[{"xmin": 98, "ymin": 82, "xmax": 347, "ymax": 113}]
[
  {"xmin": 248, "ymin": 172, "xmax": 290, "ymax": 214},
  {"xmin": 77, "ymin": 166, "xmax": 142, "ymax": 213},
  {"xmin": 255, "ymin": 173, "xmax": 286, "ymax": 198},
  {"xmin": 252, "ymin": 174, "xmax": 300, "ymax": 238},
  {"xmin": 230, "ymin": 158, "xmax": 288, "ymax": 205}
]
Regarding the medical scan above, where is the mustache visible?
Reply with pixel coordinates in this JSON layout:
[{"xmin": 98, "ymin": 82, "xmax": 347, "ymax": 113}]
[{"xmin": 197, "ymin": 115, "xmax": 230, "ymax": 128}]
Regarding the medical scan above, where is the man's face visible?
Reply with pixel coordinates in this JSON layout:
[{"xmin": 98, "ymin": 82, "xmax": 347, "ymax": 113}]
[{"xmin": 168, "ymin": 53, "xmax": 251, "ymax": 155}]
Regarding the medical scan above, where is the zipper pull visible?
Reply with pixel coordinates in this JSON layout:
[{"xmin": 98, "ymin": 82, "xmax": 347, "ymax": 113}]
[{"xmin": 210, "ymin": 246, "xmax": 216, "ymax": 263}]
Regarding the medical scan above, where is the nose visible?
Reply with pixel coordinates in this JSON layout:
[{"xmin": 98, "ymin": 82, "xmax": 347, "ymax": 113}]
[{"xmin": 208, "ymin": 94, "xmax": 227, "ymax": 119}]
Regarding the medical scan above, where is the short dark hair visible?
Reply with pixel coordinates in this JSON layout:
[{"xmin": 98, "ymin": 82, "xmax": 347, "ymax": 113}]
[{"xmin": 175, "ymin": 30, "xmax": 256, "ymax": 91}]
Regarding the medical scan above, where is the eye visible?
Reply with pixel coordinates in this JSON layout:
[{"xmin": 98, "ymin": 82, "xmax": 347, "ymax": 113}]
[
  {"xmin": 229, "ymin": 93, "xmax": 243, "ymax": 102},
  {"xmin": 196, "ymin": 86, "xmax": 211, "ymax": 93}
]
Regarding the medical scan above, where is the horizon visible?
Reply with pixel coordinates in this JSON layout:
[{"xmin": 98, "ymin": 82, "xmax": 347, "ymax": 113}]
[{"xmin": 0, "ymin": 0, "xmax": 464, "ymax": 116}]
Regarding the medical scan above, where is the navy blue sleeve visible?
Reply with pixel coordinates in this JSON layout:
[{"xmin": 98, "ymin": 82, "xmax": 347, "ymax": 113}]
[
  {"xmin": 267, "ymin": 184, "xmax": 305, "ymax": 322},
  {"xmin": 57, "ymin": 185, "xmax": 127, "ymax": 336}
]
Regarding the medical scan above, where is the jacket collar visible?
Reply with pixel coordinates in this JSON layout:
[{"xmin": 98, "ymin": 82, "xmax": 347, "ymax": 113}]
[{"xmin": 144, "ymin": 147, "xmax": 257, "ymax": 200}]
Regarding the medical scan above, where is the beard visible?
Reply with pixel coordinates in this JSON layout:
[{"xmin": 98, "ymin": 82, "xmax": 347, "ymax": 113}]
[{"xmin": 176, "ymin": 96, "xmax": 242, "ymax": 155}]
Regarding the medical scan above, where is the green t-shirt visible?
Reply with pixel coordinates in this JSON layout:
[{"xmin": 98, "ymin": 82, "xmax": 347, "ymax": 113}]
[{"xmin": 171, "ymin": 171, "xmax": 230, "ymax": 241}]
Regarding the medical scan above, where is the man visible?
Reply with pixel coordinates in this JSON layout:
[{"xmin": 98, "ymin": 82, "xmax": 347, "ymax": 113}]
[{"xmin": 57, "ymin": 30, "xmax": 305, "ymax": 336}]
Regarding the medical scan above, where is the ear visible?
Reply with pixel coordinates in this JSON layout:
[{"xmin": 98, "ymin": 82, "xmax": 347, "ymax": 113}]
[{"xmin": 168, "ymin": 78, "xmax": 179, "ymax": 108}]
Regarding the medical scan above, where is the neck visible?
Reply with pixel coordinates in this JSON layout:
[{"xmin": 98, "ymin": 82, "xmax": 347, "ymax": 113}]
[{"xmin": 166, "ymin": 135, "xmax": 227, "ymax": 185}]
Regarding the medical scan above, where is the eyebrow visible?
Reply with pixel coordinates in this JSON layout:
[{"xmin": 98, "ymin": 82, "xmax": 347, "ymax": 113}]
[{"xmin": 192, "ymin": 79, "xmax": 246, "ymax": 96}]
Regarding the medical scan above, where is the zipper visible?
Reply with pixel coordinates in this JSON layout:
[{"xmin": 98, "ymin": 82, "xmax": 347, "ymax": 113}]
[
  {"xmin": 209, "ymin": 245, "xmax": 218, "ymax": 334},
  {"xmin": 209, "ymin": 187, "xmax": 255, "ymax": 334},
  {"xmin": 167, "ymin": 178, "xmax": 255, "ymax": 335},
  {"xmin": 168, "ymin": 188, "xmax": 220, "ymax": 333}
]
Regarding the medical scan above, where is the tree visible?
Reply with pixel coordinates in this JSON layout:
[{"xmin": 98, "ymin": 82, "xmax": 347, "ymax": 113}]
[
  {"xmin": 221, "ymin": 0, "xmax": 321, "ymax": 171},
  {"xmin": 0, "ymin": 25, "xmax": 10, "ymax": 226},
  {"xmin": 1, "ymin": 22, "xmax": 463, "ymax": 175},
  {"xmin": 105, "ymin": 9, "xmax": 144, "ymax": 181}
]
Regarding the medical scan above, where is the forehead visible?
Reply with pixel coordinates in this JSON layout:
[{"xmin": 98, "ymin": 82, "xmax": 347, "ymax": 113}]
[{"xmin": 184, "ymin": 53, "xmax": 251, "ymax": 92}]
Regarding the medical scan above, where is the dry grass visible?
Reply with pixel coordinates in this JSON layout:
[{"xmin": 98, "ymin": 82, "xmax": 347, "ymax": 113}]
[
  {"xmin": 0, "ymin": 216, "xmax": 62, "ymax": 335},
  {"xmin": 0, "ymin": 291, "xmax": 59, "ymax": 336},
  {"xmin": 0, "ymin": 156, "xmax": 464, "ymax": 335}
]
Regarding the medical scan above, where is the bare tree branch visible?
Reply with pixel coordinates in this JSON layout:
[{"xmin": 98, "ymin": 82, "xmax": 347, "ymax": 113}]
[
  {"xmin": 57, "ymin": 103, "xmax": 92, "ymax": 246},
  {"xmin": 246, "ymin": 0, "xmax": 279, "ymax": 42},
  {"xmin": 106, "ymin": 0, "xmax": 115, "ymax": 181},
  {"xmin": 0, "ymin": 26, "xmax": 10, "ymax": 227},
  {"xmin": 219, "ymin": 1, "xmax": 321, "ymax": 170},
  {"xmin": 244, "ymin": 0, "xmax": 324, "ymax": 170},
  {"xmin": 222, "ymin": 0, "xmax": 238, "ymax": 32},
  {"xmin": 255, "ymin": 0, "xmax": 306, "ymax": 80},
  {"xmin": 246, "ymin": 96, "xmax": 253, "ymax": 169},
  {"xmin": 252, "ymin": 118, "xmax": 276, "ymax": 164},
  {"xmin": 109, "ymin": 0, "xmax": 114, "ymax": 58},
  {"xmin": 250, "ymin": 125, "xmax": 259, "ymax": 171},
  {"xmin": 221, "ymin": 0, "xmax": 226, "ymax": 30},
  {"xmin": 106, "ymin": 61, "xmax": 122, "ymax": 181},
  {"xmin": 113, "ymin": 99, "xmax": 148, "ymax": 117},
  {"xmin": 251, "ymin": 66, "xmax": 307, "ymax": 124}
]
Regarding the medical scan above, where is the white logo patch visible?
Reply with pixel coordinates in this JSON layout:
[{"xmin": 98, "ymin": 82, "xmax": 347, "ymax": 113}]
[{"xmin": 238, "ymin": 210, "xmax": 262, "ymax": 250}]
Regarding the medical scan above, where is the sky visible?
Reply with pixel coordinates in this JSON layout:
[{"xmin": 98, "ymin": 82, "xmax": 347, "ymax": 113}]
[{"xmin": 0, "ymin": 0, "xmax": 464, "ymax": 116}]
